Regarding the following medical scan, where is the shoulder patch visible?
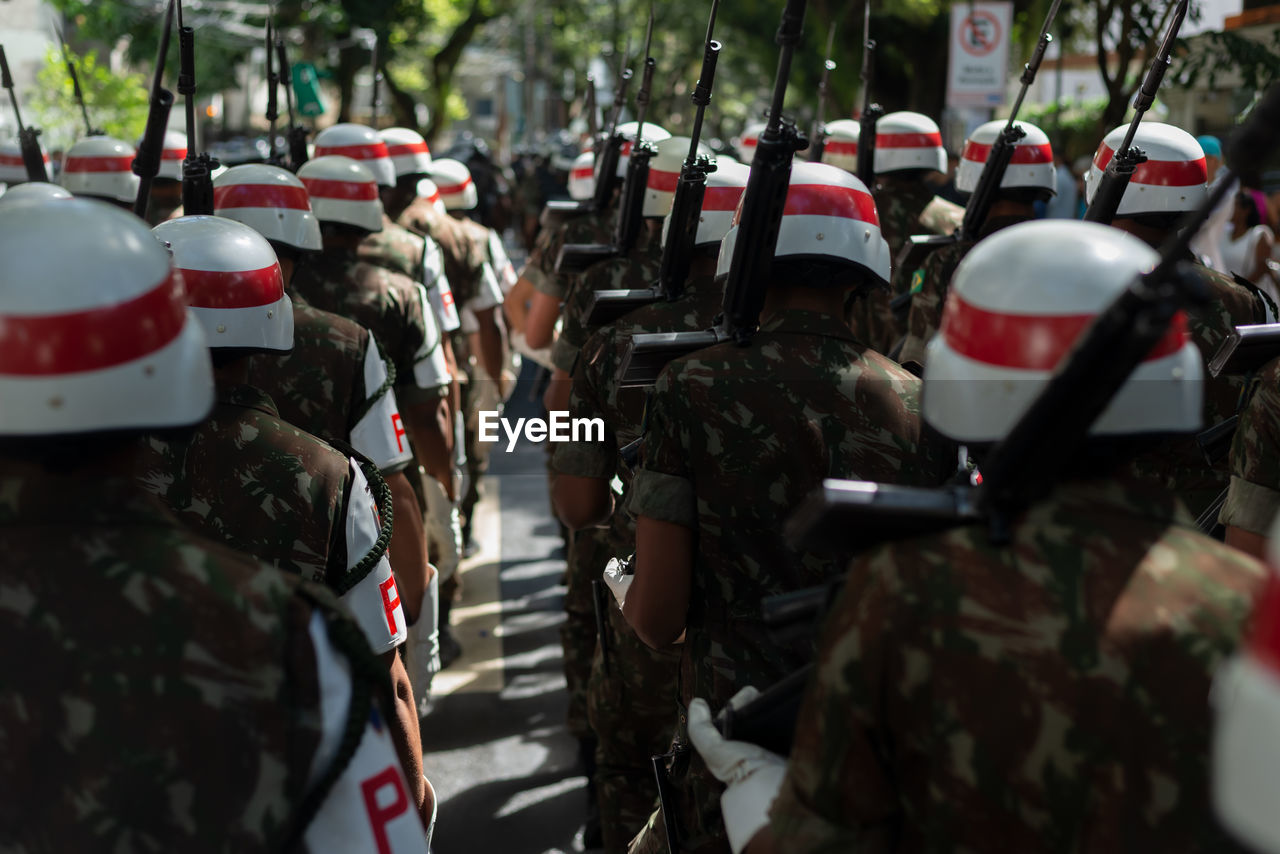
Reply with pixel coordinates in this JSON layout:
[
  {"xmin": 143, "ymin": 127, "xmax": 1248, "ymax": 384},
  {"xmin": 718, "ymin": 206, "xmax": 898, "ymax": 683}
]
[{"xmin": 910, "ymin": 269, "xmax": 925, "ymax": 294}]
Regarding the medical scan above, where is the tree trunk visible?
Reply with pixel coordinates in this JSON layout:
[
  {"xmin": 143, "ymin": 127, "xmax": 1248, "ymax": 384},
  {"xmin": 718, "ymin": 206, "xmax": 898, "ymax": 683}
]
[{"xmin": 425, "ymin": 0, "xmax": 499, "ymax": 142}]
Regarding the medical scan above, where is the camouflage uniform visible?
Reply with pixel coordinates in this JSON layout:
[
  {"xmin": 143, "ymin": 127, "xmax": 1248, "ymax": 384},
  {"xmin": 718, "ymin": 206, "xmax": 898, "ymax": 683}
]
[
  {"xmin": 524, "ymin": 212, "xmax": 614, "ymax": 302},
  {"xmin": 1222, "ymin": 356, "xmax": 1280, "ymax": 535},
  {"xmin": 1133, "ymin": 260, "xmax": 1268, "ymax": 519},
  {"xmin": 247, "ymin": 298, "xmax": 412, "ymax": 474},
  {"xmin": 626, "ymin": 308, "xmax": 950, "ymax": 852},
  {"xmin": 292, "ymin": 248, "xmax": 448, "ymax": 409},
  {"xmin": 847, "ymin": 183, "xmax": 959, "ymax": 355},
  {"xmin": 769, "ymin": 477, "xmax": 1264, "ymax": 853},
  {"xmin": 896, "ymin": 214, "xmax": 1030, "ymax": 369},
  {"xmin": 0, "ymin": 469, "xmax": 384, "ymax": 851},
  {"xmin": 553, "ymin": 270, "xmax": 723, "ymax": 852}
]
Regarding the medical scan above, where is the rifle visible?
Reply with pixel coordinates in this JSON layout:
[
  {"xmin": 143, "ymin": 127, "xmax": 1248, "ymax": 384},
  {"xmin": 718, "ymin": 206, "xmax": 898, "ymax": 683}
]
[
  {"xmin": 789, "ymin": 82, "xmax": 1280, "ymax": 557},
  {"xmin": 584, "ymin": 74, "xmax": 599, "ymax": 142},
  {"xmin": 1209, "ymin": 323, "xmax": 1280, "ymax": 376},
  {"xmin": 132, "ymin": 0, "xmax": 177, "ymax": 219},
  {"xmin": 892, "ymin": 0, "xmax": 1062, "ymax": 280},
  {"xmin": 0, "ymin": 45, "xmax": 48, "ymax": 183},
  {"xmin": 177, "ymin": 0, "xmax": 217, "ymax": 216},
  {"xmin": 53, "ymin": 27, "xmax": 102, "ymax": 137},
  {"xmin": 585, "ymin": 0, "xmax": 723, "ymax": 327},
  {"xmin": 556, "ymin": 8, "xmax": 657, "ymax": 274},
  {"xmin": 809, "ymin": 26, "xmax": 836, "ymax": 164},
  {"xmin": 1083, "ymin": 0, "xmax": 1189, "ymax": 224},
  {"xmin": 617, "ymin": 0, "xmax": 810, "ymax": 387},
  {"xmin": 369, "ymin": 32, "xmax": 382, "ymax": 129},
  {"xmin": 855, "ymin": 3, "xmax": 882, "ymax": 187},
  {"xmin": 275, "ymin": 34, "xmax": 309, "ymax": 169},
  {"xmin": 265, "ymin": 19, "xmax": 281, "ymax": 165}
]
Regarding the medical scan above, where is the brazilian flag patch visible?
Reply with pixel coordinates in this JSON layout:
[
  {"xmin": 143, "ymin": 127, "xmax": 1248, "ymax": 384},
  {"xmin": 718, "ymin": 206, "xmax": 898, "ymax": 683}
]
[{"xmin": 910, "ymin": 269, "xmax": 925, "ymax": 295}]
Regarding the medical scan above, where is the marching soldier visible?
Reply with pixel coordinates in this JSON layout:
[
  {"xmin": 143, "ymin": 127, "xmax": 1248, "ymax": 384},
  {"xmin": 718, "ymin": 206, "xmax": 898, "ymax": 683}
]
[
  {"xmin": 691, "ymin": 221, "xmax": 1265, "ymax": 854},
  {"xmin": 622, "ymin": 163, "xmax": 950, "ymax": 853}
]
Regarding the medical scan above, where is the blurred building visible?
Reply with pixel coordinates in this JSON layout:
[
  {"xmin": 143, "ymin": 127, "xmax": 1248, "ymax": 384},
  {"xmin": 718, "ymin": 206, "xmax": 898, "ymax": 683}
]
[{"xmin": 0, "ymin": 0, "xmax": 55, "ymax": 138}]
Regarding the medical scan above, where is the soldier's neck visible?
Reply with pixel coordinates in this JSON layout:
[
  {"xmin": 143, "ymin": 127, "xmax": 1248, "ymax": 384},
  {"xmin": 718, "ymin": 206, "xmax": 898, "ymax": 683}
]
[{"xmin": 761, "ymin": 284, "xmax": 847, "ymax": 320}]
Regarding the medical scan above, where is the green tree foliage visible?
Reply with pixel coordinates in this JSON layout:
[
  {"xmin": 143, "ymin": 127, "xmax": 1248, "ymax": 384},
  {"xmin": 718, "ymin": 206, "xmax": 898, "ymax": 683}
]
[{"xmin": 26, "ymin": 47, "xmax": 149, "ymax": 152}]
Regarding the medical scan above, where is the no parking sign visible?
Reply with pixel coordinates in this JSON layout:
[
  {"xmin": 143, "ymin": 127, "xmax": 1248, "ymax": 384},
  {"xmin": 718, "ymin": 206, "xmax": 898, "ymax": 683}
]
[{"xmin": 946, "ymin": 2, "xmax": 1013, "ymax": 108}]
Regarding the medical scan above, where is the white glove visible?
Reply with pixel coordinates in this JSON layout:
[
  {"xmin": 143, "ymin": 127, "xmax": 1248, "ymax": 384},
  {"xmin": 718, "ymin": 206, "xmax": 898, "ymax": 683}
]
[
  {"xmin": 511, "ymin": 330, "xmax": 556, "ymax": 371},
  {"xmin": 421, "ymin": 475, "xmax": 462, "ymax": 582},
  {"xmin": 403, "ymin": 572, "xmax": 440, "ymax": 716},
  {"xmin": 687, "ymin": 689, "xmax": 788, "ymax": 854},
  {"xmin": 602, "ymin": 557, "xmax": 633, "ymax": 609}
]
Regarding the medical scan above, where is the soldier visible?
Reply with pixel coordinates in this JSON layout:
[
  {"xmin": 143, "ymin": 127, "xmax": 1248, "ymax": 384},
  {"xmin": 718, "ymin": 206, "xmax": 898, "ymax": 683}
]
[
  {"xmin": 688, "ymin": 220, "xmax": 1265, "ymax": 854},
  {"xmin": 1081, "ymin": 123, "xmax": 1271, "ymax": 518},
  {"xmin": 621, "ymin": 163, "xmax": 950, "ymax": 853},
  {"xmin": 0, "ymin": 138, "xmax": 52, "ymax": 187},
  {"xmin": 211, "ymin": 163, "xmax": 441, "ymax": 699},
  {"xmin": 0, "ymin": 197, "xmax": 430, "ymax": 851},
  {"xmin": 824, "ymin": 112, "xmax": 962, "ymax": 354},
  {"xmin": 552, "ymin": 158, "xmax": 751, "ymax": 853},
  {"xmin": 896, "ymin": 119, "xmax": 1057, "ymax": 371},
  {"xmin": 139, "ymin": 214, "xmax": 432, "ymax": 821},
  {"xmin": 1221, "ymin": 356, "xmax": 1280, "ymax": 557},
  {"xmin": 140, "ymin": 129, "xmax": 187, "ymax": 224},
  {"xmin": 60, "ymin": 136, "xmax": 140, "ymax": 210}
]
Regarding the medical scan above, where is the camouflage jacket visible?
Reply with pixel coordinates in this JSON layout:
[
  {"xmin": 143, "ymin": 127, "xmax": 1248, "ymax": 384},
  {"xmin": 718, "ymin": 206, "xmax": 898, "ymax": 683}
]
[
  {"xmin": 358, "ymin": 217, "xmax": 427, "ymax": 284},
  {"xmin": 552, "ymin": 237, "xmax": 663, "ymax": 373},
  {"xmin": 553, "ymin": 270, "xmax": 722, "ymax": 480},
  {"xmin": 523, "ymin": 212, "xmax": 613, "ymax": 300},
  {"xmin": 293, "ymin": 247, "xmax": 445, "ymax": 406},
  {"xmin": 134, "ymin": 383, "xmax": 352, "ymax": 585},
  {"xmin": 398, "ymin": 201, "xmax": 494, "ymax": 309},
  {"xmin": 1133, "ymin": 260, "xmax": 1268, "ymax": 518},
  {"xmin": 1222, "ymin": 355, "xmax": 1280, "ymax": 535},
  {"xmin": 769, "ymin": 476, "xmax": 1264, "ymax": 854},
  {"xmin": 0, "ymin": 470, "xmax": 377, "ymax": 851},
  {"xmin": 247, "ymin": 298, "xmax": 412, "ymax": 474},
  {"xmin": 627, "ymin": 308, "xmax": 950, "ymax": 710}
]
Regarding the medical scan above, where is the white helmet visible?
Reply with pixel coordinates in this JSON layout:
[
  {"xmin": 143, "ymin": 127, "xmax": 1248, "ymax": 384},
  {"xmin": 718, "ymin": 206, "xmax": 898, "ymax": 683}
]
[
  {"xmin": 0, "ymin": 198, "xmax": 213, "ymax": 435},
  {"xmin": 735, "ymin": 120, "xmax": 766, "ymax": 162},
  {"xmin": 0, "ymin": 138, "xmax": 51, "ymax": 184},
  {"xmin": 568, "ymin": 151, "xmax": 595, "ymax": 200},
  {"xmin": 956, "ymin": 120, "xmax": 1056, "ymax": 197},
  {"xmin": 820, "ymin": 119, "xmax": 860, "ymax": 174},
  {"xmin": 213, "ymin": 163, "xmax": 323, "ymax": 252},
  {"xmin": 1213, "ymin": 537, "xmax": 1280, "ymax": 853},
  {"xmin": 61, "ymin": 136, "xmax": 140, "ymax": 204},
  {"xmin": 615, "ymin": 121, "xmax": 672, "ymax": 178},
  {"xmin": 138, "ymin": 130, "xmax": 188, "ymax": 182},
  {"xmin": 923, "ymin": 220, "xmax": 1200, "ymax": 443},
  {"xmin": 874, "ymin": 111, "xmax": 946, "ymax": 175},
  {"xmin": 716, "ymin": 161, "xmax": 890, "ymax": 287},
  {"xmin": 298, "ymin": 156, "xmax": 385, "ymax": 233},
  {"xmin": 416, "ymin": 177, "xmax": 448, "ymax": 216},
  {"xmin": 0, "ymin": 182, "xmax": 72, "ymax": 206},
  {"xmin": 380, "ymin": 127, "xmax": 433, "ymax": 178},
  {"xmin": 643, "ymin": 136, "xmax": 712, "ymax": 218},
  {"xmin": 1085, "ymin": 122, "xmax": 1208, "ymax": 217},
  {"xmin": 154, "ymin": 216, "xmax": 294, "ymax": 352},
  {"xmin": 427, "ymin": 158, "xmax": 477, "ymax": 211},
  {"xmin": 661, "ymin": 159, "xmax": 749, "ymax": 250},
  {"xmin": 313, "ymin": 123, "xmax": 396, "ymax": 187}
]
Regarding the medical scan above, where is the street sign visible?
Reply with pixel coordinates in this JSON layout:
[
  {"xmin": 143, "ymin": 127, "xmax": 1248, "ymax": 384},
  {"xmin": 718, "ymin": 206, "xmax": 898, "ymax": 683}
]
[
  {"xmin": 946, "ymin": 2, "xmax": 1013, "ymax": 108},
  {"xmin": 292, "ymin": 62, "xmax": 326, "ymax": 117}
]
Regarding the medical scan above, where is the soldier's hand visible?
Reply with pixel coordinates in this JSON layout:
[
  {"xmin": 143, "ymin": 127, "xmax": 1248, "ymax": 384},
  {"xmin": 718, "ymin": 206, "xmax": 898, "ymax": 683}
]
[
  {"xmin": 602, "ymin": 557, "xmax": 633, "ymax": 608},
  {"xmin": 687, "ymin": 693, "xmax": 788, "ymax": 854}
]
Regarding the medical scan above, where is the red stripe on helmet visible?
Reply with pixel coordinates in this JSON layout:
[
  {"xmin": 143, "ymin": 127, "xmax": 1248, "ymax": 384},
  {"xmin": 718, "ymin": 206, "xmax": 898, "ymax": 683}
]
[
  {"xmin": 179, "ymin": 264, "xmax": 285, "ymax": 310},
  {"xmin": 571, "ymin": 166, "xmax": 594, "ymax": 180},
  {"xmin": 1092, "ymin": 143, "xmax": 1207, "ymax": 188},
  {"xmin": 877, "ymin": 131, "xmax": 943, "ymax": 149},
  {"xmin": 741, "ymin": 137, "xmax": 758, "ymax": 147},
  {"xmin": 64, "ymin": 155, "xmax": 135, "ymax": 173},
  {"xmin": 386, "ymin": 141, "xmax": 430, "ymax": 157},
  {"xmin": 315, "ymin": 142, "xmax": 392, "ymax": 162},
  {"xmin": 300, "ymin": 177, "xmax": 380, "ymax": 201},
  {"xmin": 214, "ymin": 183, "xmax": 313, "ymax": 211},
  {"xmin": 941, "ymin": 292, "xmax": 1187, "ymax": 370},
  {"xmin": 0, "ymin": 272, "xmax": 186, "ymax": 376},
  {"xmin": 702, "ymin": 186, "xmax": 746, "ymax": 212},
  {"xmin": 437, "ymin": 176, "xmax": 473, "ymax": 197},
  {"xmin": 779, "ymin": 183, "xmax": 879, "ymax": 226},
  {"xmin": 961, "ymin": 140, "xmax": 1053, "ymax": 165},
  {"xmin": 824, "ymin": 140, "xmax": 858, "ymax": 156},
  {"xmin": 0, "ymin": 152, "xmax": 50, "ymax": 167},
  {"xmin": 646, "ymin": 168, "xmax": 680, "ymax": 193},
  {"xmin": 162, "ymin": 148, "xmax": 188, "ymax": 160}
]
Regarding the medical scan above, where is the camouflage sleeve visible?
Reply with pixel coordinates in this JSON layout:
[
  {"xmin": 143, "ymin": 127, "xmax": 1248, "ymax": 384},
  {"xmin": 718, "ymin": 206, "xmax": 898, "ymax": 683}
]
[
  {"xmin": 524, "ymin": 226, "xmax": 569, "ymax": 299},
  {"xmin": 897, "ymin": 248, "xmax": 950, "ymax": 370},
  {"xmin": 626, "ymin": 368, "xmax": 697, "ymax": 528},
  {"xmin": 552, "ymin": 331, "xmax": 619, "ymax": 479},
  {"xmin": 1222, "ymin": 368, "xmax": 1280, "ymax": 535},
  {"xmin": 767, "ymin": 552, "xmax": 907, "ymax": 851}
]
